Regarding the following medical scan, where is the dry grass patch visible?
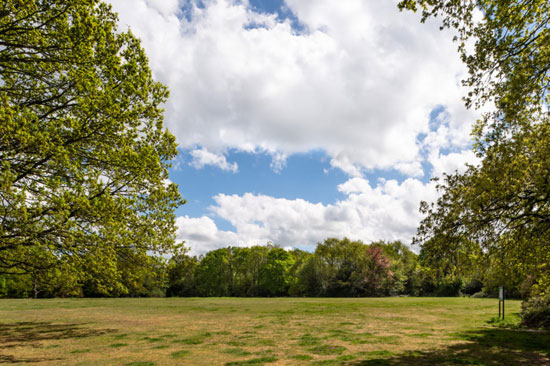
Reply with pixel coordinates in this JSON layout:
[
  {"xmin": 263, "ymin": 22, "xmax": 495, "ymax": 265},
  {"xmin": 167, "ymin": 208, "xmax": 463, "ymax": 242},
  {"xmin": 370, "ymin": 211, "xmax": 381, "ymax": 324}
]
[{"xmin": 1, "ymin": 297, "xmax": 546, "ymax": 365}]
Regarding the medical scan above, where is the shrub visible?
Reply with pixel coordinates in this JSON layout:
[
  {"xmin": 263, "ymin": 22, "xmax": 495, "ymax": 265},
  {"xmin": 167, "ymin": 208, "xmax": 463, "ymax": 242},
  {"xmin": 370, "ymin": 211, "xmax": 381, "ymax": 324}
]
[
  {"xmin": 463, "ymin": 279, "xmax": 484, "ymax": 296},
  {"xmin": 434, "ymin": 277, "xmax": 464, "ymax": 297},
  {"xmin": 471, "ymin": 291, "xmax": 487, "ymax": 298},
  {"xmin": 519, "ymin": 275, "xmax": 536, "ymax": 300},
  {"xmin": 521, "ymin": 295, "xmax": 550, "ymax": 329}
]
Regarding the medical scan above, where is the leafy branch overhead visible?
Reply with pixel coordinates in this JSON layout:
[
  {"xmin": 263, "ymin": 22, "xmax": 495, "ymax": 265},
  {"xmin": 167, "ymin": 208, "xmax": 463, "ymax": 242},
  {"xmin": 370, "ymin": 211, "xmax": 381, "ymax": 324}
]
[
  {"xmin": 0, "ymin": 0, "xmax": 184, "ymax": 294},
  {"xmin": 399, "ymin": 0, "xmax": 550, "ymax": 294}
]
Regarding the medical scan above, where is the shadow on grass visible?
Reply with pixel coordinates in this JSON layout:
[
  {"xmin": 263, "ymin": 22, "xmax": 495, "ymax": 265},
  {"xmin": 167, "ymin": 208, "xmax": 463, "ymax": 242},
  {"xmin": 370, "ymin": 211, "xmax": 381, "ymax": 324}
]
[
  {"xmin": 344, "ymin": 328, "xmax": 550, "ymax": 366},
  {"xmin": 0, "ymin": 321, "xmax": 117, "ymax": 363}
]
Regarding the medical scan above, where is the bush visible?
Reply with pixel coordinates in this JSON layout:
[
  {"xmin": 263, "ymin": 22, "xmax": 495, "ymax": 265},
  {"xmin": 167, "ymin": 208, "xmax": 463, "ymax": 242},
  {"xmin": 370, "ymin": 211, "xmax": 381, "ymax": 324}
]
[
  {"xmin": 463, "ymin": 279, "xmax": 484, "ymax": 296},
  {"xmin": 519, "ymin": 275, "xmax": 536, "ymax": 299},
  {"xmin": 521, "ymin": 295, "xmax": 550, "ymax": 329},
  {"xmin": 434, "ymin": 277, "xmax": 464, "ymax": 297},
  {"xmin": 471, "ymin": 291, "xmax": 487, "ymax": 298}
]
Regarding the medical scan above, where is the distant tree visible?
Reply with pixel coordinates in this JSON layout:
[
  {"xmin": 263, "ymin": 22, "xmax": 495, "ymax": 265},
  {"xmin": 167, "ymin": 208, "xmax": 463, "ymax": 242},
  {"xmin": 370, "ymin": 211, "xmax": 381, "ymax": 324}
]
[
  {"xmin": 260, "ymin": 248, "xmax": 294, "ymax": 296},
  {"xmin": 160, "ymin": 240, "xmax": 436, "ymax": 299},
  {"xmin": 296, "ymin": 255, "xmax": 325, "ymax": 297},
  {"xmin": 376, "ymin": 241, "xmax": 421, "ymax": 295},
  {"xmin": 0, "ymin": 273, "xmax": 31, "ymax": 298},
  {"xmin": 0, "ymin": 0, "xmax": 183, "ymax": 292},
  {"xmin": 244, "ymin": 246, "xmax": 270, "ymax": 296},
  {"xmin": 194, "ymin": 249, "xmax": 232, "ymax": 297},
  {"xmin": 229, "ymin": 247, "xmax": 254, "ymax": 296},
  {"xmin": 120, "ymin": 254, "xmax": 168, "ymax": 298},
  {"xmin": 287, "ymin": 249, "xmax": 313, "ymax": 296},
  {"xmin": 357, "ymin": 245, "xmax": 393, "ymax": 296},
  {"xmin": 167, "ymin": 251, "xmax": 198, "ymax": 297},
  {"xmin": 314, "ymin": 238, "xmax": 368, "ymax": 296}
]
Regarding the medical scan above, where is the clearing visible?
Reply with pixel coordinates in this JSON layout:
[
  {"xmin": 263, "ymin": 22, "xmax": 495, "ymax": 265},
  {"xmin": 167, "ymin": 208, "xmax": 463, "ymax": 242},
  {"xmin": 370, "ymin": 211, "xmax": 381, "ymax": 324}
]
[{"xmin": 0, "ymin": 297, "xmax": 548, "ymax": 365}]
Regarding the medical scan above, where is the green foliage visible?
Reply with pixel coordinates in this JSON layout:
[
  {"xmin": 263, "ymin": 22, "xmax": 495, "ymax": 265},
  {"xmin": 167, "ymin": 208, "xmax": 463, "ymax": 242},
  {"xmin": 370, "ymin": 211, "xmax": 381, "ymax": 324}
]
[
  {"xmin": 521, "ymin": 295, "xmax": 550, "ymax": 329},
  {"xmin": 378, "ymin": 241, "xmax": 421, "ymax": 295},
  {"xmin": 433, "ymin": 276, "xmax": 464, "ymax": 297},
  {"xmin": 0, "ymin": 238, "xmax": 492, "ymax": 298},
  {"xmin": 314, "ymin": 238, "xmax": 368, "ymax": 296},
  {"xmin": 119, "ymin": 255, "xmax": 168, "ymax": 298},
  {"xmin": 167, "ymin": 252, "xmax": 197, "ymax": 297},
  {"xmin": 164, "ymin": 239, "xmax": 423, "ymax": 298},
  {"xmin": 295, "ymin": 254, "xmax": 324, "ymax": 296},
  {"xmin": 400, "ymin": 0, "xmax": 550, "ymax": 296},
  {"xmin": 231, "ymin": 246, "xmax": 269, "ymax": 296},
  {"xmin": 0, "ymin": 0, "xmax": 184, "ymax": 293},
  {"xmin": 398, "ymin": 0, "xmax": 550, "ymax": 114},
  {"xmin": 194, "ymin": 248, "xmax": 233, "ymax": 297},
  {"xmin": 260, "ymin": 248, "xmax": 294, "ymax": 296},
  {"xmin": 287, "ymin": 249, "xmax": 313, "ymax": 296},
  {"xmin": 0, "ymin": 274, "xmax": 31, "ymax": 298},
  {"xmin": 462, "ymin": 279, "xmax": 483, "ymax": 296}
]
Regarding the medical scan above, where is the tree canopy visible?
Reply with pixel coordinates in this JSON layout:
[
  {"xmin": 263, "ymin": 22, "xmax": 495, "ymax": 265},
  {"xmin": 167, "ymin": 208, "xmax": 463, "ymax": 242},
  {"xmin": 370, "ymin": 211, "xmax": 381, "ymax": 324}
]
[
  {"xmin": 0, "ymin": 0, "xmax": 183, "ymax": 294},
  {"xmin": 399, "ymin": 0, "xmax": 550, "ymax": 295}
]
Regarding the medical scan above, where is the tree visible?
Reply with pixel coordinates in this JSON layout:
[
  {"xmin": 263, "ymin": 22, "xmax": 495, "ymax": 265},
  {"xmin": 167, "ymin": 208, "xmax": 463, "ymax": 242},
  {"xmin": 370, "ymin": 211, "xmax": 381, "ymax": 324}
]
[
  {"xmin": 167, "ymin": 251, "xmax": 198, "ymax": 297},
  {"xmin": 356, "ymin": 245, "xmax": 393, "ymax": 296},
  {"xmin": 0, "ymin": 0, "xmax": 183, "ymax": 294},
  {"xmin": 194, "ymin": 249, "xmax": 232, "ymax": 297},
  {"xmin": 260, "ymin": 248, "xmax": 294, "ymax": 296},
  {"xmin": 287, "ymin": 249, "xmax": 313, "ymax": 296},
  {"xmin": 377, "ymin": 241, "xmax": 422, "ymax": 296},
  {"xmin": 118, "ymin": 252, "xmax": 169, "ymax": 298},
  {"xmin": 399, "ymin": 0, "xmax": 550, "ymax": 295},
  {"xmin": 229, "ymin": 247, "xmax": 255, "ymax": 296},
  {"xmin": 296, "ymin": 254, "xmax": 325, "ymax": 297},
  {"xmin": 314, "ymin": 238, "xmax": 368, "ymax": 296}
]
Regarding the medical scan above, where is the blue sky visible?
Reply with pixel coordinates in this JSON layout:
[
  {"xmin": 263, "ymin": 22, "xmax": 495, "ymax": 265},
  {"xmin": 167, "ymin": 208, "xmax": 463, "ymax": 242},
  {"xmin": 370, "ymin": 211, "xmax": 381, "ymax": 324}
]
[
  {"xmin": 111, "ymin": 0, "xmax": 480, "ymax": 254},
  {"xmin": 172, "ymin": 150, "xmax": 349, "ymax": 219}
]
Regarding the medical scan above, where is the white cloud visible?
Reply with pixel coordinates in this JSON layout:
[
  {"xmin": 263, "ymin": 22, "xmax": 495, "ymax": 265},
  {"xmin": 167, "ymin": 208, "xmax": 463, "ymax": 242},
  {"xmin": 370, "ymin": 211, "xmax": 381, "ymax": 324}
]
[
  {"xmin": 175, "ymin": 215, "xmax": 240, "ymax": 253},
  {"xmin": 176, "ymin": 177, "xmax": 438, "ymax": 255},
  {"xmin": 329, "ymin": 155, "xmax": 364, "ymax": 178},
  {"xmin": 107, "ymin": 0, "xmax": 483, "ymax": 255},
  {"xmin": 144, "ymin": 0, "xmax": 181, "ymax": 17},
  {"xmin": 394, "ymin": 161, "xmax": 424, "ymax": 178},
  {"xmin": 430, "ymin": 150, "xmax": 480, "ymax": 178},
  {"xmin": 189, "ymin": 148, "xmax": 238, "ymax": 172},
  {"xmin": 269, "ymin": 151, "xmax": 287, "ymax": 173},
  {"xmin": 108, "ymin": 0, "xmax": 478, "ymax": 175}
]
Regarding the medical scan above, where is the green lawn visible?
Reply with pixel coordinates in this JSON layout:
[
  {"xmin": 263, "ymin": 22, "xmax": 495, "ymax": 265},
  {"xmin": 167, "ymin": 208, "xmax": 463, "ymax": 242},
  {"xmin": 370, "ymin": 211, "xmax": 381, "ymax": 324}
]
[{"xmin": 0, "ymin": 297, "xmax": 548, "ymax": 365}]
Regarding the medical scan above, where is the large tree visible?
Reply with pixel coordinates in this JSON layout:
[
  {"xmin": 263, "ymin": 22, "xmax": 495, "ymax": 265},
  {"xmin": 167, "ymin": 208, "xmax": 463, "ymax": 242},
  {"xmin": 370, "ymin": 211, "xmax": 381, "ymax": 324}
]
[
  {"xmin": 399, "ymin": 0, "xmax": 550, "ymax": 294},
  {"xmin": 0, "ymin": 0, "xmax": 183, "ymax": 294}
]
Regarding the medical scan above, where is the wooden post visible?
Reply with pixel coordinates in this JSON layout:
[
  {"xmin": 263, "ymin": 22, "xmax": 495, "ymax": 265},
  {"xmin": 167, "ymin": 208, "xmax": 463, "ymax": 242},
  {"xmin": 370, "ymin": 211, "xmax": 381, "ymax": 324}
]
[{"xmin": 498, "ymin": 286, "xmax": 505, "ymax": 320}]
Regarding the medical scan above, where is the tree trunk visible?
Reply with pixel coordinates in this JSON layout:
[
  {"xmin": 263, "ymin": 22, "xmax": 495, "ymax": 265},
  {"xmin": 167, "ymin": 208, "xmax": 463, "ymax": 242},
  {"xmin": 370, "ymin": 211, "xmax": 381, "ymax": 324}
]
[{"xmin": 32, "ymin": 277, "xmax": 40, "ymax": 299}]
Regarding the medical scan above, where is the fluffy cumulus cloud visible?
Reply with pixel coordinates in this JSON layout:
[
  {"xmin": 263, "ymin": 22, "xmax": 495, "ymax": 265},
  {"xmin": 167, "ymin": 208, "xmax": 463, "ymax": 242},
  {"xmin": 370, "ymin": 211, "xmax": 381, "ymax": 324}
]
[
  {"xmin": 176, "ymin": 177, "xmax": 439, "ymax": 255},
  {"xmin": 189, "ymin": 148, "xmax": 238, "ymax": 172},
  {"xmin": 107, "ymin": 0, "xmax": 483, "ymax": 253},
  {"xmin": 175, "ymin": 216, "xmax": 240, "ymax": 253},
  {"xmin": 109, "ymin": 0, "xmax": 477, "ymax": 175}
]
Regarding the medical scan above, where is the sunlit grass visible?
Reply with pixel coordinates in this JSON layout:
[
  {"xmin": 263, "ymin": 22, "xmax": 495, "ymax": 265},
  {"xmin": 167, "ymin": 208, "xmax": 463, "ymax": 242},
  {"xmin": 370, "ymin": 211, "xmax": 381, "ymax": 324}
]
[{"xmin": 0, "ymin": 297, "xmax": 547, "ymax": 365}]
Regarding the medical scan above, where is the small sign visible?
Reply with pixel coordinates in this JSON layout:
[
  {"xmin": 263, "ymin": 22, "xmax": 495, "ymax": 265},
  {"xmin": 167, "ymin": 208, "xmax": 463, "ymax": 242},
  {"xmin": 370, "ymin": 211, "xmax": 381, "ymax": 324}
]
[{"xmin": 499, "ymin": 286, "xmax": 504, "ymax": 301}]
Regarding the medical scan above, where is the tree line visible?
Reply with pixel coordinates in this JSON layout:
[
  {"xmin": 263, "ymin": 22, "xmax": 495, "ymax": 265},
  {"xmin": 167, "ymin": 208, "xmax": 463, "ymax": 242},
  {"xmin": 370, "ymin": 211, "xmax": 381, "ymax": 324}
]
[{"xmin": 0, "ymin": 237, "xmax": 528, "ymax": 299}]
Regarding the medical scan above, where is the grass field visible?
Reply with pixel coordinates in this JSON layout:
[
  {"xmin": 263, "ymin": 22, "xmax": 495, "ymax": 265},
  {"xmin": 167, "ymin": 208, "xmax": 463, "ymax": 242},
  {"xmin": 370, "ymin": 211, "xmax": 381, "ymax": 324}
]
[{"xmin": 0, "ymin": 297, "xmax": 548, "ymax": 365}]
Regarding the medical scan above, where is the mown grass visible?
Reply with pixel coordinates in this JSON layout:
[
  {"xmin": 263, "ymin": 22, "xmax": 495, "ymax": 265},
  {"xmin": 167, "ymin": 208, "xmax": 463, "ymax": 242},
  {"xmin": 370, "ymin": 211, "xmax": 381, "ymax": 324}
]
[{"xmin": 0, "ymin": 297, "xmax": 548, "ymax": 365}]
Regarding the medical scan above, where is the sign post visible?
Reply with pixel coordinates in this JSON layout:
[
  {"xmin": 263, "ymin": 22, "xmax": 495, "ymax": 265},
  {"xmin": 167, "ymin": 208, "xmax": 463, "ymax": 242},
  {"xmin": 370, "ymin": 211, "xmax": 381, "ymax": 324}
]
[{"xmin": 498, "ymin": 286, "xmax": 505, "ymax": 319}]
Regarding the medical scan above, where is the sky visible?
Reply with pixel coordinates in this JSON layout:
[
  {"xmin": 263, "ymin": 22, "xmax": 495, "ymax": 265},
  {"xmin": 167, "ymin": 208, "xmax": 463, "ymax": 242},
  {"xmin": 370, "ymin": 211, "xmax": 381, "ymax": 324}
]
[{"xmin": 108, "ymin": 0, "xmax": 480, "ymax": 255}]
